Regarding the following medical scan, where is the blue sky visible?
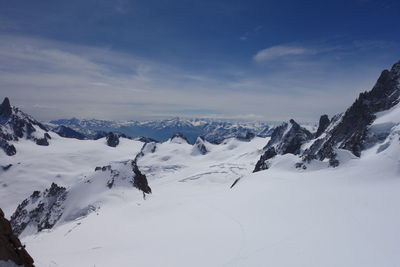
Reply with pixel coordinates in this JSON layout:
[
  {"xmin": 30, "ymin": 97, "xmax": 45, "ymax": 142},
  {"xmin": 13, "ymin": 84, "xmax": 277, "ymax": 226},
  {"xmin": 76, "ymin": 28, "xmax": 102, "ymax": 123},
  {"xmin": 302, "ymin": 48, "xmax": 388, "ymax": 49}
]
[{"xmin": 0, "ymin": 0, "xmax": 399, "ymax": 122}]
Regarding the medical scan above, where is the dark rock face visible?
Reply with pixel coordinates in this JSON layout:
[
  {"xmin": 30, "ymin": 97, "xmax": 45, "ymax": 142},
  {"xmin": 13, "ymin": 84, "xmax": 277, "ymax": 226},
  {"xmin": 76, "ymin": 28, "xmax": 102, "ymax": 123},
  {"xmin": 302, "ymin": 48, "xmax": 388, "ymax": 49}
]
[
  {"xmin": 106, "ymin": 132, "xmax": 120, "ymax": 147},
  {"xmin": 0, "ymin": 140, "xmax": 16, "ymax": 156},
  {"xmin": 132, "ymin": 161, "xmax": 152, "ymax": 194},
  {"xmin": 0, "ymin": 97, "xmax": 12, "ymax": 118},
  {"xmin": 254, "ymin": 60, "xmax": 400, "ymax": 171},
  {"xmin": 253, "ymin": 119, "xmax": 313, "ymax": 172},
  {"xmin": 10, "ymin": 183, "xmax": 67, "ymax": 236},
  {"xmin": 0, "ymin": 97, "xmax": 51, "ymax": 156},
  {"xmin": 303, "ymin": 61, "xmax": 400, "ymax": 164},
  {"xmin": 236, "ymin": 132, "xmax": 256, "ymax": 142},
  {"xmin": 253, "ymin": 147, "xmax": 277, "ymax": 172},
  {"xmin": 0, "ymin": 208, "xmax": 34, "ymax": 267},
  {"xmin": 35, "ymin": 133, "xmax": 50, "ymax": 146},
  {"xmin": 53, "ymin": 125, "xmax": 86, "ymax": 140},
  {"xmin": 315, "ymin": 115, "xmax": 330, "ymax": 138}
]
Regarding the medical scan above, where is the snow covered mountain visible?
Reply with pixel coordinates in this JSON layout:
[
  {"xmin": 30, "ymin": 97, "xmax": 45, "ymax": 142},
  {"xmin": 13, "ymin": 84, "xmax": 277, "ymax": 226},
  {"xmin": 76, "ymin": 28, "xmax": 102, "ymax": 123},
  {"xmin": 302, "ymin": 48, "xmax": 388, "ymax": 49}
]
[
  {"xmin": 254, "ymin": 60, "xmax": 400, "ymax": 171},
  {"xmin": 1, "ymin": 61, "xmax": 400, "ymax": 267},
  {"xmin": 49, "ymin": 117, "xmax": 273, "ymax": 143},
  {"xmin": 0, "ymin": 97, "xmax": 52, "ymax": 156}
]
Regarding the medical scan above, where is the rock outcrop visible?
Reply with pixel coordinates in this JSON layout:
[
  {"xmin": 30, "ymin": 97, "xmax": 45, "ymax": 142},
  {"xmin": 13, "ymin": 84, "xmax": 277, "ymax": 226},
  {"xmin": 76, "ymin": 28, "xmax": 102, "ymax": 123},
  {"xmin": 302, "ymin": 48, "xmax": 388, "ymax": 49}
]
[
  {"xmin": 253, "ymin": 119, "xmax": 312, "ymax": 172},
  {"xmin": 303, "ymin": 61, "xmax": 400, "ymax": 165},
  {"xmin": 132, "ymin": 161, "xmax": 152, "ymax": 194},
  {"xmin": 0, "ymin": 208, "xmax": 34, "ymax": 266},
  {"xmin": 10, "ymin": 159, "xmax": 152, "ymax": 235},
  {"xmin": 0, "ymin": 97, "xmax": 51, "ymax": 156},
  {"xmin": 254, "ymin": 60, "xmax": 400, "ymax": 171},
  {"xmin": 10, "ymin": 183, "xmax": 67, "ymax": 236},
  {"xmin": 106, "ymin": 132, "xmax": 120, "ymax": 147},
  {"xmin": 315, "ymin": 115, "xmax": 330, "ymax": 138}
]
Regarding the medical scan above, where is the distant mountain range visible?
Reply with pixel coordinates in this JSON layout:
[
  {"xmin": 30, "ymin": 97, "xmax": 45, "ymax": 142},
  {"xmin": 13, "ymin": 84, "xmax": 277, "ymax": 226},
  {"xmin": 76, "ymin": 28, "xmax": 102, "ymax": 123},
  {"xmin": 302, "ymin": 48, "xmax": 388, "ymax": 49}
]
[{"xmin": 47, "ymin": 117, "xmax": 277, "ymax": 144}]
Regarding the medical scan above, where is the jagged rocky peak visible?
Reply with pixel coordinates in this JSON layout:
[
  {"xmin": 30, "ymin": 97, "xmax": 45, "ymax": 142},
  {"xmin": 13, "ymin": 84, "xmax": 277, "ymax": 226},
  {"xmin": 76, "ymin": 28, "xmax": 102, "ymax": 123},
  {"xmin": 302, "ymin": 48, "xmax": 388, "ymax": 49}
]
[
  {"xmin": 106, "ymin": 132, "xmax": 120, "ymax": 147},
  {"xmin": 0, "ymin": 97, "xmax": 51, "ymax": 156},
  {"xmin": 272, "ymin": 119, "xmax": 312, "ymax": 155},
  {"xmin": 191, "ymin": 136, "xmax": 208, "ymax": 155},
  {"xmin": 170, "ymin": 132, "xmax": 189, "ymax": 144},
  {"xmin": 0, "ymin": 97, "xmax": 12, "ymax": 118},
  {"xmin": 254, "ymin": 60, "xmax": 400, "ymax": 172},
  {"xmin": 0, "ymin": 208, "xmax": 34, "ymax": 267},
  {"xmin": 303, "ymin": 60, "xmax": 400, "ymax": 165},
  {"xmin": 315, "ymin": 115, "xmax": 330, "ymax": 138},
  {"xmin": 253, "ymin": 119, "xmax": 313, "ymax": 172},
  {"xmin": 10, "ymin": 183, "xmax": 67, "ymax": 237},
  {"xmin": 11, "ymin": 160, "xmax": 152, "ymax": 236}
]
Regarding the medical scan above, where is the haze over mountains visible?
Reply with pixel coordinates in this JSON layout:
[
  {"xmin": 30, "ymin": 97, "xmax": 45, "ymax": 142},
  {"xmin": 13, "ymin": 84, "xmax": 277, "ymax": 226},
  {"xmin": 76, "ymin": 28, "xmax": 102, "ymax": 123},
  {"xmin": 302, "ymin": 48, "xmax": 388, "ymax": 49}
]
[
  {"xmin": 48, "ymin": 117, "xmax": 274, "ymax": 144},
  {"xmin": 1, "ymin": 60, "xmax": 400, "ymax": 266}
]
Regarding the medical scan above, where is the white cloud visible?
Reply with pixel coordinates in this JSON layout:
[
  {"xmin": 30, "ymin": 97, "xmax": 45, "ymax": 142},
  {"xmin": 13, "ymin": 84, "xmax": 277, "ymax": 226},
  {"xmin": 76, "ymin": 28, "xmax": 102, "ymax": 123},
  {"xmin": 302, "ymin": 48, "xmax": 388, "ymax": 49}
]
[
  {"xmin": 253, "ymin": 45, "xmax": 310, "ymax": 62},
  {"xmin": 0, "ymin": 35, "xmax": 395, "ymax": 122}
]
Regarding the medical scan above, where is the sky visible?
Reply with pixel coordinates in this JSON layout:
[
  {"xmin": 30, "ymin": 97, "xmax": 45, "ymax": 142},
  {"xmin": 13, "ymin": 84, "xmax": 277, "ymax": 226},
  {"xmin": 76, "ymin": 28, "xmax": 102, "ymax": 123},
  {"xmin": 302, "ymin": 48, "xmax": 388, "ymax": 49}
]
[{"xmin": 0, "ymin": 0, "xmax": 399, "ymax": 122}]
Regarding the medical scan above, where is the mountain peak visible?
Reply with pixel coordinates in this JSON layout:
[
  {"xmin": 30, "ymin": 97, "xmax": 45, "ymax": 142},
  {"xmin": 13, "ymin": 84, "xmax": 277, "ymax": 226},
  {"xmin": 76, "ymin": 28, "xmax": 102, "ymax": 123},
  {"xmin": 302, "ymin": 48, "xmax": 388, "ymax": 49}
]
[
  {"xmin": 390, "ymin": 60, "xmax": 400, "ymax": 74},
  {"xmin": 0, "ymin": 97, "xmax": 12, "ymax": 118}
]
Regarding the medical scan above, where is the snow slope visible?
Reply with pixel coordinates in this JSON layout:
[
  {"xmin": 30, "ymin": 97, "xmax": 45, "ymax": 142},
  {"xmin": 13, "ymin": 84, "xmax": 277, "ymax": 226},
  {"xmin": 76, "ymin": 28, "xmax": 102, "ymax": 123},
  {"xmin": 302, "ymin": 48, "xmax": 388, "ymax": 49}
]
[
  {"xmin": 0, "ymin": 133, "xmax": 144, "ymax": 216},
  {"xmin": 7, "ymin": 128, "xmax": 399, "ymax": 267}
]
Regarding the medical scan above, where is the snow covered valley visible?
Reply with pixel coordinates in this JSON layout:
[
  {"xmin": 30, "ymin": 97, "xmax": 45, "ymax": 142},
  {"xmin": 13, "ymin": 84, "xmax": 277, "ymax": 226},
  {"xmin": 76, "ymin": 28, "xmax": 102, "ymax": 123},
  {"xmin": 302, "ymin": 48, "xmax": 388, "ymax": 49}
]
[
  {"xmin": 1, "ymin": 61, "xmax": 400, "ymax": 266},
  {"xmin": 1, "ymin": 130, "xmax": 400, "ymax": 266}
]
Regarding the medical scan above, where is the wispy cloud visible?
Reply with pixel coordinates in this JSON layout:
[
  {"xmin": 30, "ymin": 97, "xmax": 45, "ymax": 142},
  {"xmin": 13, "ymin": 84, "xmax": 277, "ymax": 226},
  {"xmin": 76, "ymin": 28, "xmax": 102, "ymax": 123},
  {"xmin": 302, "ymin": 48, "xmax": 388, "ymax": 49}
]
[
  {"xmin": 253, "ymin": 45, "xmax": 312, "ymax": 62},
  {"xmin": 0, "ymin": 35, "xmax": 398, "ymax": 122},
  {"xmin": 240, "ymin": 25, "xmax": 263, "ymax": 41}
]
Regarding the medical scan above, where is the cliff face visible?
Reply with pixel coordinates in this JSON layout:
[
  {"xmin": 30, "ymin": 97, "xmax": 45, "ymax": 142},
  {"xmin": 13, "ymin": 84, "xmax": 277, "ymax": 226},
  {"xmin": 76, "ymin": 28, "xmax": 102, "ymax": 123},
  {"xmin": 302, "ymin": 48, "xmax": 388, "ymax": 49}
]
[
  {"xmin": 254, "ymin": 60, "xmax": 400, "ymax": 171},
  {"xmin": 0, "ymin": 208, "xmax": 34, "ymax": 267}
]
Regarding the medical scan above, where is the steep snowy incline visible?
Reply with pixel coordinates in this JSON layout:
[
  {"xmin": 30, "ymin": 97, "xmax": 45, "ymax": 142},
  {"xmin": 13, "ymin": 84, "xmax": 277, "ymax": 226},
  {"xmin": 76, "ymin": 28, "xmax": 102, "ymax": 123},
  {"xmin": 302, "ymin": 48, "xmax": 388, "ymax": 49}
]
[{"xmin": 0, "ymin": 134, "xmax": 144, "ymax": 216}]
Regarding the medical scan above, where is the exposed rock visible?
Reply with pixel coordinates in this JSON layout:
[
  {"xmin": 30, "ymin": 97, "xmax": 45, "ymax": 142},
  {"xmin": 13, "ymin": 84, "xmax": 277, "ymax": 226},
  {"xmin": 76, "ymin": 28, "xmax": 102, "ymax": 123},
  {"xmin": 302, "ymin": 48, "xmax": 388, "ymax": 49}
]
[
  {"xmin": 315, "ymin": 115, "xmax": 330, "ymax": 138},
  {"xmin": 0, "ymin": 97, "xmax": 12, "ymax": 118},
  {"xmin": 35, "ymin": 134, "xmax": 50, "ymax": 146},
  {"xmin": 106, "ymin": 132, "xmax": 120, "ymax": 147},
  {"xmin": 303, "ymin": 61, "xmax": 400, "ymax": 164},
  {"xmin": 0, "ymin": 97, "xmax": 51, "ymax": 156},
  {"xmin": 0, "ymin": 140, "xmax": 16, "ymax": 156},
  {"xmin": 236, "ymin": 132, "xmax": 256, "ymax": 142},
  {"xmin": 254, "ymin": 119, "xmax": 313, "ymax": 172},
  {"xmin": 253, "ymin": 147, "xmax": 277, "ymax": 172},
  {"xmin": 0, "ymin": 208, "xmax": 34, "ymax": 267},
  {"xmin": 132, "ymin": 162, "xmax": 152, "ymax": 194},
  {"xmin": 191, "ymin": 136, "xmax": 208, "ymax": 155},
  {"xmin": 254, "ymin": 60, "xmax": 400, "ymax": 171},
  {"xmin": 10, "ymin": 183, "xmax": 67, "ymax": 236}
]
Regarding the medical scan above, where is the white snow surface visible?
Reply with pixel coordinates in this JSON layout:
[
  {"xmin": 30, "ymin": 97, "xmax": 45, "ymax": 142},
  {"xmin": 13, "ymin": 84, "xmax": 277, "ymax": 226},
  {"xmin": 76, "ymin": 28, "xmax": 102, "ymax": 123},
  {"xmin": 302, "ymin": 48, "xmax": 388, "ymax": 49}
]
[
  {"xmin": 1, "ymin": 125, "xmax": 400, "ymax": 266},
  {"xmin": 0, "ymin": 133, "xmax": 144, "ymax": 215}
]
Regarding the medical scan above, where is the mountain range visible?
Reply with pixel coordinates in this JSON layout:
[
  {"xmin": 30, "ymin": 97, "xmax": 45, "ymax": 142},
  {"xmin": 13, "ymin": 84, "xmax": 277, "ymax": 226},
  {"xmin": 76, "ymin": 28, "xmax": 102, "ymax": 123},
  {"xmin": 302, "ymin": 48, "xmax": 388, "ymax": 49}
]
[
  {"xmin": 47, "ymin": 117, "xmax": 276, "ymax": 144},
  {"xmin": 1, "ymin": 60, "xmax": 400, "ymax": 267}
]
